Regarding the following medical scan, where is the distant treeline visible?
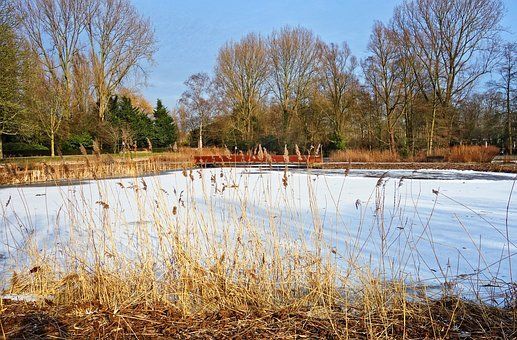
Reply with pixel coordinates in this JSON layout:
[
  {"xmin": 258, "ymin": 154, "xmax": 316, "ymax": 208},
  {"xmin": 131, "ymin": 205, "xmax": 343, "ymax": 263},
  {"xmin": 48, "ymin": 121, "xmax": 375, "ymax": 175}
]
[
  {"xmin": 0, "ymin": 0, "xmax": 515, "ymax": 158},
  {"xmin": 178, "ymin": 0, "xmax": 515, "ymax": 156}
]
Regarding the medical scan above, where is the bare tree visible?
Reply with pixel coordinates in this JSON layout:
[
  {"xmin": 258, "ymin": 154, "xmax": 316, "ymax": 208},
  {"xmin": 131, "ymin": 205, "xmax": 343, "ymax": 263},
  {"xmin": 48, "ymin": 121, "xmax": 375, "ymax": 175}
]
[
  {"xmin": 363, "ymin": 22, "xmax": 404, "ymax": 153},
  {"xmin": 119, "ymin": 87, "xmax": 154, "ymax": 114},
  {"xmin": 215, "ymin": 33, "xmax": 269, "ymax": 143},
  {"xmin": 493, "ymin": 43, "xmax": 516, "ymax": 154},
  {"xmin": 267, "ymin": 26, "xmax": 320, "ymax": 141},
  {"xmin": 179, "ymin": 73, "xmax": 215, "ymax": 149},
  {"xmin": 394, "ymin": 7, "xmax": 442, "ymax": 154},
  {"xmin": 39, "ymin": 88, "xmax": 65, "ymax": 157},
  {"xmin": 71, "ymin": 52, "xmax": 94, "ymax": 121},
  {"xmin": 318, "ymin": 41, "xmax": 358, "ymax": 149},
  {"xmin": 86, "ymin": 0, "xmax": 156, "ymax": 121},
  {"xmin": 174, "ymin": 104, "xmax": 189, "ymax": 145},
  {"xmin": 25, "ymin": 56, "xmax": 65, "ymax": 157},
  {"xmin": 392, "ymin": 28, "xmax": 421, "ymax": 155},
  {"xmin": 394, "ymin": 0, "xmax": 504, "ymax": 154},
  {"xmin": 18, "ymin": 0, "xmax": 87, "ymax": 119}
]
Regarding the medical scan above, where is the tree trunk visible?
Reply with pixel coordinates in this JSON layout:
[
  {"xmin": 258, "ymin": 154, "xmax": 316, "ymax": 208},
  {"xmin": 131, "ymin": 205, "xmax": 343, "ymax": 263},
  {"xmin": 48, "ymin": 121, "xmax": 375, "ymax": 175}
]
[
  {"xmin": 246, "ymin": 107, "xmax": 252, "ymax": 143},
  {"xmin": 508, "ymin": 116, "xmax": 513, "ymax": 155},
  {"xmin": 389, "ymin": 124, "xmax": 396, "ymax": 154},
  {"xmin": 0, "ymin": 135, "xmax": 3, "ymax": 160},
  {"xmin": 428, "ymin": 101, "xmax": 437, "ymax": 156},
  {"xmin": 507, "ymin": 84, "xmax": 513, "ymax": 155},
  {"xmin": 403, "ymin": 104, "xmax": 415, "ymax": 156},
  {"xmin": 282, "ymin": 107, "xmax": 290, "ymax": 143},
  {"xmin": 98, "ymin": 94, "xmax": 109, "ymax": 122},
  {"xmin": 198, "ymin": 121, "xmax": 203, "ymax": 149},
  {"xmin": 51, "ymin": 131, "xmax": 55, "ymax": 157},
  {"xmin": 386, "ymin": 101, "xmax": 396, "ymax": 153}
]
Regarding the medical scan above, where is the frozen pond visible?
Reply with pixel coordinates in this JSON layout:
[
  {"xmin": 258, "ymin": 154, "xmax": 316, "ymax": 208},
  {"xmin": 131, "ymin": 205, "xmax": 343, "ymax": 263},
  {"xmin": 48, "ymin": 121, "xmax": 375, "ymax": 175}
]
[{"xmin": 0, "ymin": 167, "xmax": 515, "ymax": 302}]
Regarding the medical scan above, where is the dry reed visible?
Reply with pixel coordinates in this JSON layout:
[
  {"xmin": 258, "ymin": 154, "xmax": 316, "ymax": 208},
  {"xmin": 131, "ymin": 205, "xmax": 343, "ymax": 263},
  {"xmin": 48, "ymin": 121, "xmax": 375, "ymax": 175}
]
[
  {"xmin": 445, "ymin": 145, "xmax": 500, "ymax": 163},
  {"xmin": 330, "ymin": 149, "xmax": 400, "ymax": 162},
  {"xmin": 330, "ymin": 146, "xmax": 501, "ymax": 164},
  {"xmin": 0, "ymin": 147, "xmax": 223, "ymax": 185},
  {"xmin": 0, "ymin": 160, "xmax": 515, "ymax": 338}
]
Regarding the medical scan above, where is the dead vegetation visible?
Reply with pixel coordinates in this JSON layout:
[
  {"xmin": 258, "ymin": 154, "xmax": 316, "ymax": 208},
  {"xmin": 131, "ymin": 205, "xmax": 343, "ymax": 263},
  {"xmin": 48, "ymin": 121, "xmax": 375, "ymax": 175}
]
[
  {"xmin": 0, "ymin": 147, "xmax": 223, "ymax": 185},
  {"xmin": 0, "ymin": 145, "xmax": 510, "ymax": 187},
  {"xmin": 330, "ymin": 149, "xmax": 400, "ymax": 162},
  {"xmin": 439, "ymin": 145, "xmax": 500, "ymax": 163},
  {"xmin": 330, "ymin": 145, "xmax": 502, "ymax": 164},
  {"xmin": 0, "ymin": 155, "xmax": 515, "ymax": 339},
  {"xmin": 1, "ymin": 297, "xmax": 515, "ymax": 339}
]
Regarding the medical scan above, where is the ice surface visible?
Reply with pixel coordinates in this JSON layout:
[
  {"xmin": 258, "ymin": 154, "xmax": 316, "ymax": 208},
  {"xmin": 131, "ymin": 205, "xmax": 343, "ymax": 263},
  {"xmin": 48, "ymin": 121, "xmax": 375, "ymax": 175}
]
[{"xmin": 0, "ymin": 167, "xmax": 515, "ymax": 301}]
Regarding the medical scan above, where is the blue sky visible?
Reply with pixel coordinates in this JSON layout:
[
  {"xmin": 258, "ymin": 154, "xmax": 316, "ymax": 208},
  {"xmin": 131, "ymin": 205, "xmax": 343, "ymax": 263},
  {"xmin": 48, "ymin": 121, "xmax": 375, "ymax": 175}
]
[{"xmin": 131, "ymin": 0, "xmax": 517, "ymax": 110}]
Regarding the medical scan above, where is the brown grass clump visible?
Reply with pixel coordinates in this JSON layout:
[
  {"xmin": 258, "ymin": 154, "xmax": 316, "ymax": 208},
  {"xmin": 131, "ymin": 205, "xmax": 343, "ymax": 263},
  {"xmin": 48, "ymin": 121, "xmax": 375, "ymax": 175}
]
[
  {"xmin": 329, "ymin": 146, "xmax": 501, "ymax": 164},
  {"xmin": 446, "ymin": 145, "xmax": 500, "ymax": 163},
  {"xmin": 1, "ymin": 297, "xmax": 514, "ymax": 338},
  {"xmin": 421, "ymin": 145, "xmax": 500, "ymax": 163},
  {"xmin": 330, "ymin": 149, "xmax": 400, "ymax": 162}
]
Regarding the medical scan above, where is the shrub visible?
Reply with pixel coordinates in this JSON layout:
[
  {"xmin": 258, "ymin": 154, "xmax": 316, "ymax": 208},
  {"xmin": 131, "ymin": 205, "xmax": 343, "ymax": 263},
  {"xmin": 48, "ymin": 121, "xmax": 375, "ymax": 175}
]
[
  {"xmin": 61, "ymin": 132, "xmax": 94, "ymax": 152},
  {"xmin": 328, "ymin": 133, "xmax": 347, "ymax": 151},
  {"xmin": 3, "ymin": 142, "xmax": 49, "ymax": 157},
  {"xmin": 258, "ymin": 135, "xmax": 282, "ymax": 153}
]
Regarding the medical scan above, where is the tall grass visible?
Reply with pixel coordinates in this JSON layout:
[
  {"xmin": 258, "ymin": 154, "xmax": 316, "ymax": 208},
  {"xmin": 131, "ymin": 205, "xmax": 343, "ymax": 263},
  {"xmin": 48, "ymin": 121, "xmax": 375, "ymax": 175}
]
[
  {"xmin": 330, "ymin": 146, "xmax": 501, "ymax": 163},
  {"xmin": 330, "ymin": 149, "xmax": 400, "ymax": 162},
  {"xmin": 0, "ymin": 165, "xmax": 515, "ymax": 337},
  {"xmin": 445, "ymin": 145, "xmax": 500, "ymax": 163}
]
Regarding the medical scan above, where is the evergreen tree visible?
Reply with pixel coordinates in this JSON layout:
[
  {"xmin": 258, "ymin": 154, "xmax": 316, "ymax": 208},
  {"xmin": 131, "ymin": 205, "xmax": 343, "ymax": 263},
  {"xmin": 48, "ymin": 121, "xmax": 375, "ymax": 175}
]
[
  {"xmin": 152, "ymin": 99, "xmax": 178, "ymax": 147},
  {"xmin": 108, "ymin": 96, "xmax": 154, "ymax": 148}
]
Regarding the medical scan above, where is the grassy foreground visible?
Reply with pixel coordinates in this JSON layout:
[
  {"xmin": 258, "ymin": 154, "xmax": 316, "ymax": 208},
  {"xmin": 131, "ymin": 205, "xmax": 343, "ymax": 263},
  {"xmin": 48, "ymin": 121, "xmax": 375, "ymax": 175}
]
[{"xmin": 1, "ymin": 297, "xmax": 514, "ymax": 338}]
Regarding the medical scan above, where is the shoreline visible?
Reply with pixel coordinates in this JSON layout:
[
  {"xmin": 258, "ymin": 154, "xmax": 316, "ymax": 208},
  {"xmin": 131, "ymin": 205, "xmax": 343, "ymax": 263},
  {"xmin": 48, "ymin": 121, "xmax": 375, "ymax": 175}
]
[
  {"xmin": 0, "ymin": 158, "xmax": 516, "ymax": 187},
  {"xmin": 319, "ymin": 161, "xmax": 517, "ymax": 173},
  {"xmin": 1, "ymin": 296, "xmax": 514, "ymax": 338}
]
